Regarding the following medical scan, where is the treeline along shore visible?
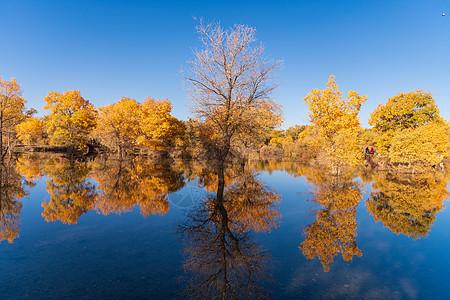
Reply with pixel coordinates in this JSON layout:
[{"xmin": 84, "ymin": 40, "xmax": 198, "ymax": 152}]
[{"xmin": 1, "ymin": 20, "xmax": 449, "ymax": 174}]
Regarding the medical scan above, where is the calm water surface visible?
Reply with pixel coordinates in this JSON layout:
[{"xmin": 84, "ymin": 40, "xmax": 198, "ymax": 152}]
[{"xmin": 0, "ymin": 154, "xmax": 449, "ymax": 299}]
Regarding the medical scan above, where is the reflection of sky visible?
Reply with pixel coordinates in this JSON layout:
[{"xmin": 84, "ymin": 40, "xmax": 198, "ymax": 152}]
[{"xmin": 1, "ymin": 0, "xmax": 449, "ymax": 128}]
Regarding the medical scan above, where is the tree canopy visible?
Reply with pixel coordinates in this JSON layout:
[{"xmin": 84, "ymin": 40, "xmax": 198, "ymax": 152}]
[
  {"xmin": 44, "ymin": 90, "xmax": 97, "ymax": 149},
  {"xmin": 369, "ymin": 90, "xmax": 449, "ymax": 167}
]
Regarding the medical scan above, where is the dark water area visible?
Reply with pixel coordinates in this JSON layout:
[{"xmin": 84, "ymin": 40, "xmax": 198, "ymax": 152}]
[{"xmin": 0, "ymin": 154, "xmax": 449, "ymax": 299}]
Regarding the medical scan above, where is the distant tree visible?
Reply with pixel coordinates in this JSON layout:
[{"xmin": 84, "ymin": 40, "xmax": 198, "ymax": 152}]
[
  {"xmin": 44, "ymin": 90, "xmax": 97, "ymax": 150},
  {"xmin": 304, "ymin": 75, "xmax": 366, "ymax": 172},
  {"xmin": 185, "ymin": 20, "xmax": 283, "ymax": 159},
  {"xmin": 0, "ymin": 77, "xmax": 27, "ymax": 159},
  {"xmin": 286, "ymin": 125, "xmax": 306, "ymax": 141}
]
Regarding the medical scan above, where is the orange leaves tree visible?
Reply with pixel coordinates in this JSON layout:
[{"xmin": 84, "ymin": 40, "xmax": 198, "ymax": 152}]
[
  {"xmin": 44, "ymin": 90, "xmax": 97, "ymax": 150},
  {"xmin": 304, "ymin": 75, "xmax": 367, "ymax": 172},
  {"xmin": 369, "ymin": 90, "xmax": 449, "ymax": 168},
  {"xmin": 185, "ymin": 20, "xmax": 283, "ymax": 159}
]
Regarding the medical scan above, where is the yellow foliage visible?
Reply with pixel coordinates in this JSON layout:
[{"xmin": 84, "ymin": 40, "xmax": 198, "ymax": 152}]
[
  {"xmin": 44, "ymin": 90, "xmax": 97, "ymax": 149},
  {"xmin": 369, "ymin": 89, "xmax": 443, "ymax": 131},
  {"xmin": 0, "ymin": 77, "xmax": 27, "ymax": 154},
  {"xmin": 303, "ymin": 75, "xmax": 366, "ymax": 169},
  {"xmin": 95, "ymin": 97, "xmax": 140, "ymax": 155},
  {"xmin": 368, "ymin": 90, "xmax": 448, "ymax": 167},
  {"xmin": 389, "ymin": 122, "xmax": 449, "ymax": 166},
  {"xmin": 16, "ymin": 117, "xmax": 44, "ymax": 145},
  {"xmin": 137, "ymin": 97, "xmax": 185, "ymax": 148}
]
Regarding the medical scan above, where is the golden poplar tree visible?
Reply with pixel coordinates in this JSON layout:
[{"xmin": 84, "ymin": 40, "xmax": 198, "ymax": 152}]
[
  {"xmin": 369, "ymin": 90, "xmax": 449, "ymax": 168},
  {"xmin": 137, "ymin": 97, "xmax": 185, "ymax": 149},
  {"xmin": 16, "ymin": 117, "xmax": 44, "ymax": 145},
  {"xmin": 0, "ymin": 77, "xmax": 27, "ymax": 158},
  {"xmin": 44, "ymin": 90, "xmax": 97, "ymax": 149},
  {"xmin": 95, "ymin": 97, "xmax": 140, "ymax": 157},
  {"xmin": 304, "ymin": 75, "xmax": 366, "ymax": 172}
]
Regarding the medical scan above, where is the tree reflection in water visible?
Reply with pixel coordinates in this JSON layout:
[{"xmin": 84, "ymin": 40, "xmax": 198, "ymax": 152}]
[
  {"xmin": 177, "ymin": 161, "xmax": 281, "ymax": 299},
  {"xmin": 0, "ymin": 158, "xmax": 26, "ymax": 244},
  {"xmin": 299, "ymin": 167, "xmax": 363, "ymax": 272},
  {"xmin": 36, "ymin": 154, "xmax": 186, "ymax": 224},
  {"xmin": 41, "ymin": 156, "xmax": 97, "ymax": 224},
  {"xmin": 365, "ymin": 172, "xmax": 448, "ymax": 239},
  {"xmin": 93, "ymin": 156, "xmax": 185, "ymax": 217}
]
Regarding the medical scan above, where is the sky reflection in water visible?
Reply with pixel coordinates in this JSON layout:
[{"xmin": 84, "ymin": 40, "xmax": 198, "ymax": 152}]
[{"xmin": 0, "ymin": 154, "xmax": 449, "ymax": 299}]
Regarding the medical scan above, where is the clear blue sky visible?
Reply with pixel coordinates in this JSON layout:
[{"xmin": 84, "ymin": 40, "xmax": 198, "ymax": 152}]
[{"xmin": 1, "ymin": 0, "xmax": 449, "ymax": 128}]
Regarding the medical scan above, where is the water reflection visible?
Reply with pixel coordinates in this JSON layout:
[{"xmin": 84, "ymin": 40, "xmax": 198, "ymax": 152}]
[
  {"xmin": 41, "ymin": 156, "xmax": 97, "ymax": 224},
  {"xmin": 93, "ymin": 157, "xmax": 185, "ymax": 217},
  {"xmin": 299, "ymin": 167, "xmax": 363, "ymax": 272},
  {"xmin": 0, "ymin": 158, "xmax": 26, "ymax": 243},
  {"xmin": 16, "ymin": 154, "xmax": 186, "ymax": 224},
  {"xmin": 177, "ymin": 162, "xmax": 281, "ymax": 299},
  {"xmin": 365, "ymin": 172, "xmax": 448, "ymax": 239}
]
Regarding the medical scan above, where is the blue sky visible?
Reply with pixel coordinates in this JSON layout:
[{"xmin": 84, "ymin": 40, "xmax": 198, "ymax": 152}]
[{"xmin": 1, "ymin": 0, "xmax": 449, "ymax": 128}]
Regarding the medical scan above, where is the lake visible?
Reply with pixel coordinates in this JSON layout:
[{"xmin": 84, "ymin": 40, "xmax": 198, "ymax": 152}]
[{"xmin": 1, "ymin": 154, "xmax": 449, "ymax": 299}]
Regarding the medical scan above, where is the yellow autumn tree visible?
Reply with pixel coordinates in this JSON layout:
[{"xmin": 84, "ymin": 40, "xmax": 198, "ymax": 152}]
[
  {"xmin": 44, "ymin": 90, "xmax": 97, "ymax": 150},
  {"xmin": 137, "ymin": 97, "xmax": 185, "ymax": 150},
  {"xmin": 95, "ymin": 97, "xmax": 140, "ymax": 157},
  {"xmin": 16, "ymin": 117, "xmax": 45, "ymax": 145},
  {"xmin": 0, "ymin": 77, "xmax": 27, "ymax": 158},
  {"xmin": 304, "ymin": 75, "xmax": 367, "ymax": 172},
  {"xmin": 369, "ymin": 90, "xmax": 449, "ymax": 168}
]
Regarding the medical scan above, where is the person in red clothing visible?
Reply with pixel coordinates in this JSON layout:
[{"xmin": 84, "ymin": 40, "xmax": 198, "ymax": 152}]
[{"xmin": 370, "ymin": 147, "xmax": 374, "ymax": 154}]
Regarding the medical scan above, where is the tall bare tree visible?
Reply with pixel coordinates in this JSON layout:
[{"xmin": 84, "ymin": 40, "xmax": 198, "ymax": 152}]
[{"xmin": 185, "ymin": 20, "xmax": 283, "ymax": 160}]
